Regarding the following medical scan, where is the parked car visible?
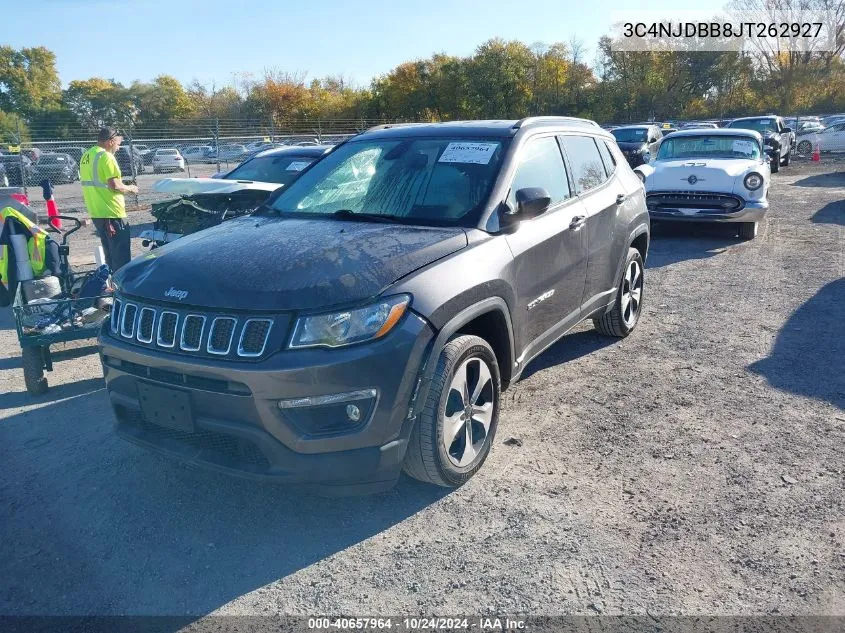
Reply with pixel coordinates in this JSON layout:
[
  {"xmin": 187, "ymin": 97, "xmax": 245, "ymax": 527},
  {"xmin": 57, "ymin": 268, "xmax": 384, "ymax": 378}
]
[
  {"xmin": 115, "ymin": 145, "xmax": 145, "ymax": 176},
  {"xmin": 211, "ymin": 144, "xmax": 248, "ymax": 162},
  {"xmin": 725, "ymin": 116, "xmax": 794, "ymax": 172},
  {"xmin": 99, "ymin": 116, "xmax": 650, "ymax": 492},
  {"xmin": 819, "ymin": 114, "xmax": 845, "ymax": 127},
  {"xmin": 0, "ymin": 154, "xmax": 36, "ymax": 186},
  {"xmin": 680, "ymin": 122, "xmax": 719, "ymax": 130},
  {"xmin": 140, "ymin": 145, "xmax": 332, "ymax": 248},
  {"xmin": 152, "ymin": 148, "xmax": 186, "ymax": 173},
  {"xmin": 611, "ymin": 124, "xmax": 663, "ymax": 167},
  {"xmin": 634, "ymin": 129, "xmax": 769, "ymax": 240},
  {"xmin": 33, "ymin": 153, "xmax": 79, "ymax": 184},
  {"xmin": 794, "ymin": 121, "xmax": 845, "ymax": 155},
  {"xmin": 52, "ymin": 147, "xmax": 86, "ymax": 164},
  {"xmin": 180, "ymin": 145, "xmax": 213, "ymax": 164}
]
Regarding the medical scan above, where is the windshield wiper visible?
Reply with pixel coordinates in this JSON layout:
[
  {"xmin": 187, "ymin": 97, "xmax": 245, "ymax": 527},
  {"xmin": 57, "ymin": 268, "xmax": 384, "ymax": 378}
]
[{"xmin": 331, "ymin": 209, "xmax": 402, "ymax": 224}]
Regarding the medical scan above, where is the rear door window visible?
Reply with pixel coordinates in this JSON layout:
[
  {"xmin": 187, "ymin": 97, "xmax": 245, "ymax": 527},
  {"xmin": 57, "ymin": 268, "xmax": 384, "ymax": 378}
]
[
  {"xmin": 559, "ymin": 135, "xmax": 608, "ymax": 194},
  {"xmin": 596, "ymin": 140, "xmax": 616, "ymax": 177},
  {"xmin": 507, "ymin": 136, "xmax": 571, "ymax": 209}
]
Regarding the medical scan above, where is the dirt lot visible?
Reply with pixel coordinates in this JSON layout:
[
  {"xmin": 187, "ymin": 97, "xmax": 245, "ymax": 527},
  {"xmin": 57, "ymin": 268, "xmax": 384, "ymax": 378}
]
[{"xmin": 0, "ymin": 158, "xmax": 843, "ymax": 623}]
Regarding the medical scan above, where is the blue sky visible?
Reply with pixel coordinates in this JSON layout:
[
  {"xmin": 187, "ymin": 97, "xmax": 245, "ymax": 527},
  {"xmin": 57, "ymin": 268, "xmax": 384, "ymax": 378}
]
[{"xmin": 7, "ymin": 0, "xmax": 726, "ymax": 88}]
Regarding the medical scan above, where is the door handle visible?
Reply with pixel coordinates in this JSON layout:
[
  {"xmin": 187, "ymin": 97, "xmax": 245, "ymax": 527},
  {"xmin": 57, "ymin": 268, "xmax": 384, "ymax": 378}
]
[
  {"xmin": 569, "ymin": 215, "xmax": 586, "ymax": 230},
  {"xmin": 616, "ymin": 193, "xmax": 628, "ymax": 205}
]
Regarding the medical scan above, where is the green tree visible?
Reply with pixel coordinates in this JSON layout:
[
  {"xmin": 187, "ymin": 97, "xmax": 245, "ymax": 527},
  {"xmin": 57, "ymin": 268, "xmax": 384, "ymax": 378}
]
[{"xmin": 0, "ymin": 46, "xmax": 62, "ymax": 116}]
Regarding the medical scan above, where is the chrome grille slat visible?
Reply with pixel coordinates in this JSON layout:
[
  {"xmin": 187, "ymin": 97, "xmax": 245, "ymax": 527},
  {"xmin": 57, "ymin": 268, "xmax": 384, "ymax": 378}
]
[
  {"xmin": 136, "ymin": 307, "xmax": 156, "ymax": 344},
  {"xmin": 157, "ymin": 311, "xmax": 179, "ymax": 348},
  {"xmin": 238, "ymin": 319, "xmax": 273, "ymax": 358},
  {"xmin": 110, "ymin": 298, "xmax": 123, "ymax": 334},
  {"xmin": 207, "ymin": 317, "xmax": 237, "ymax": 355},
  {"xmin": 180, "ymin": 315, "xmax": 206, "ymax": 352},
  {"xmin": 120, "ymin": 303, "xmax": 138, "ymax": 339},
  {"xmin": 113, "ymin": 299, "xmax": 274, "ymax": 359}
]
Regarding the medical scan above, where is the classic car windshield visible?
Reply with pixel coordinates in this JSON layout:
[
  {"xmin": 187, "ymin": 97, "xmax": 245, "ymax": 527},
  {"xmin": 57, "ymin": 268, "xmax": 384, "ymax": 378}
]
[
  {"xmin": 727, "ymin": 118, "xmax": 777, "ymax": 134},
  {"xmin": 226, "ymin": 154, "xmax": 316, "ymax": 185},
  {"xmin": 269, "ymin": 137, "xmax": 506, "ymax": 225},
  {"xmin": 612, "ymin": 128, "xmax": 648, "ymax": 143},
  {"xmin": 657, "ymin": 135, "xmax": 762, "ymax": 161}
]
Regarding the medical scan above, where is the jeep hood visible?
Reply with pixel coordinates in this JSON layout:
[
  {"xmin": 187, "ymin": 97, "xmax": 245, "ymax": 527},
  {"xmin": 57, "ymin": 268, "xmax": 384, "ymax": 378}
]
[
  {"xmin": 153, "ymin": 178, "xmax": 282, "ymax": 195},
  {"xmin": 116, "ymin": 217, "xmax": 468, "ymax": 311}
]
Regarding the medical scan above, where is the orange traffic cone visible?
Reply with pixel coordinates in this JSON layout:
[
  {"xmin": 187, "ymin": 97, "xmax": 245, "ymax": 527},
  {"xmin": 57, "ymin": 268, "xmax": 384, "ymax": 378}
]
[{"xmin": 812, "ymin": 142, "xmax": 821, "ymax": 162}]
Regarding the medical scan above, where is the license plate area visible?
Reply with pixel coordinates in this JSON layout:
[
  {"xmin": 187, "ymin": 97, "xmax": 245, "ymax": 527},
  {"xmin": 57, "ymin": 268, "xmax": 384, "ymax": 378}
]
[{"xmin": 138, "ymin": 382, "xmax": 194, "ymax": 432}]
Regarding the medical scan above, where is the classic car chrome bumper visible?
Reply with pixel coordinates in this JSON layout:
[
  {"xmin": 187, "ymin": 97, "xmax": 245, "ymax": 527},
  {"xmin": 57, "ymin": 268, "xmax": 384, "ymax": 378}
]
[{"xmin": 648, "ymin": 200, "xmax": 768, "ymax": 223}]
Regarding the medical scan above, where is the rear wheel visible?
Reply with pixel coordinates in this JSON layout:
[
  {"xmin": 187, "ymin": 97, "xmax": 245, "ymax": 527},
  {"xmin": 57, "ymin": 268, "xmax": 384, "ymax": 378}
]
[
  {"xmin": 771, "ymin": 155, "xmax": 780, "ymax": 173},
  {"xmin": 22, "ymin": 346, "xmax": 48, "ymax": 395},
  {"xmin": 781, "ymin": 150, "xmax": 791, "ymax": 166},
  {"xmin": 738, "ymin": 221, "xmax": 758, "ymax": 240},
  {"xmin": 403, "ymin": 335, "xmax": 500, "ymax": 487},
  {"xmin": 594, "ymin": 247, "xmax": 644, "ymax": 338}
]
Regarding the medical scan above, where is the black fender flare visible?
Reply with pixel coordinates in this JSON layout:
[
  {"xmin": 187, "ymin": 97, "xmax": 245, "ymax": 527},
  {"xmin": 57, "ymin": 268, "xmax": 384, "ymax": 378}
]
[
  {"xmin": 609, "ymin": 222, "xmax": 650, "ymax": 298},
  {"xmin": 406, "ymin": 297, "xmax": 516, "ymax": 425}
]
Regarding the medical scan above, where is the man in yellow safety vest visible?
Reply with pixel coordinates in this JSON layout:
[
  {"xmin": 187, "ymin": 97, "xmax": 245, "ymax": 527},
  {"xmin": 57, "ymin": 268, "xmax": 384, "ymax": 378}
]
[{"xmin": 79, "ymin": 127, "xmax": 139, "ymax": 271}]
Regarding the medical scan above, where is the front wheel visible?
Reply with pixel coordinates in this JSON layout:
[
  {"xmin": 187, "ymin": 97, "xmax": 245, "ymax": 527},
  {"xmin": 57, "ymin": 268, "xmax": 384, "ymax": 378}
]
[
  {"xmin": 594, "ymin": 247, "xmax": 644, "ymax": 338},
  {"xmin": 403, "ymin": 335, "xmax": 500, "ymax": 487},
  {"xmin": 22, "ymin": 346, "xmax": 48, "ymax": 395},
  {"xmin": 798, "ymin": 140, "xmax": 812, "ymax": 155},
  {"xmin": 738, "ymin": 221, "xmax": 758, "ymax": 240}
]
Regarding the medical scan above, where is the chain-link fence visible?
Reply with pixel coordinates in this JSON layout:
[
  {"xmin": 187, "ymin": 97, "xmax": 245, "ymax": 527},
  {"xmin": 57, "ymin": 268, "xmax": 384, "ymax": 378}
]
[{"xmin": 0, "ymin": 118, "xmax": 396, "ymax": 219}]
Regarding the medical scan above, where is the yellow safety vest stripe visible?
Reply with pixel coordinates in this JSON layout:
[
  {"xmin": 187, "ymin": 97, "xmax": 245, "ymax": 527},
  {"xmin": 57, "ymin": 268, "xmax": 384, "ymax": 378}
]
[{"xmin": 0, "ymin": 206, "xmax": 47, "ymax": 288}]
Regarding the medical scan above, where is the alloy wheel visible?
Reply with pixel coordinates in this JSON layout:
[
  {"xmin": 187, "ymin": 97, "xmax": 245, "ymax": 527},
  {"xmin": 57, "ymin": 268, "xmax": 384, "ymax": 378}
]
[
  {"xmin": 621, "ymin": 259, "xmax": 643, "ymax": 328},
  {"xmin": 442, "ymin": 357, "xmax": 495, "ymax": 467}
]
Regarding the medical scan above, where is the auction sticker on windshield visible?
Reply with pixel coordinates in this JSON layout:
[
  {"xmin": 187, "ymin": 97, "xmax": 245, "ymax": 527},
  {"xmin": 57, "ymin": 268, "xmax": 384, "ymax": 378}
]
[
  {"xmin": 732, "ymin": 139, "xmax": 755, "ymax": 155},
  {"xmin": 286, "ymin": 161, "xmax": 313, "ymax": 171},
  {"xmin": 438, "ymin": 142, "xmax": 499, "ymax": 165}
]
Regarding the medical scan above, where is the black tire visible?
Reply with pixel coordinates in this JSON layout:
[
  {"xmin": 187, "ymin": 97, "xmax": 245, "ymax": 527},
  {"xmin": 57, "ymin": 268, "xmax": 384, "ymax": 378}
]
[
  {"xmin": 798, "ymin": 140, "xmax": 812, "ymax": 155},
  {"xmin": 771, "ymin": 155, "xmax": 780, "ymax": 173},
  {"xmin": 593, "ymin": 247, "xmax": 644, "ymax": 338},
  {"xmin": 738, "ymin": 221, "xmax": 758, "ymax": 240},
  {"xmin": 403, "ymin": 334, "xmax": 501, "ymax": 487},
  {"xmin": 22, "ymin": 346, "xmax": 48, "ymax": 395},
  {"xmin": 781, "ymin": 150, "xmax": 791, "ymax": 166}
]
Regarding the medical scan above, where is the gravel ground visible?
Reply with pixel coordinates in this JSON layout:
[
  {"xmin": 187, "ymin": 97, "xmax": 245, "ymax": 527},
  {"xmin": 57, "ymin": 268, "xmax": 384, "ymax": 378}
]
[{"xmin": 0, "ymin": 158, "xmax": 843, "ymax": 623}]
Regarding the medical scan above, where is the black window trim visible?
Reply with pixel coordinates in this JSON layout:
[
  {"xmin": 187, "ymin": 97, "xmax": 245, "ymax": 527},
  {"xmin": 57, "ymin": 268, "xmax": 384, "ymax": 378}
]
[
  {"xmin": 557, "ymin": 132, "xmax": 615, "ymax": 197},
  {"xmin": 504, "ymin": 131, "xmax": 577, "ymax": 216}
]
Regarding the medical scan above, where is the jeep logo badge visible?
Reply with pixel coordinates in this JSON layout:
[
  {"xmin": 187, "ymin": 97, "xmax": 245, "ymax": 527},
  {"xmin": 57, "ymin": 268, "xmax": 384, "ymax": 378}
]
[{"xmin": 164, "ymin": 287, "xmax": 189, "ymax": 301}]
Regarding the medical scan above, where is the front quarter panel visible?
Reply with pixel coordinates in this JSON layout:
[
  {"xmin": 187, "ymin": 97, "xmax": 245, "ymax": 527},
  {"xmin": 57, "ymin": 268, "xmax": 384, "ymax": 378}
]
[{"xmin": 392, "ymin": 231, "xmax": 517, "ymax": 334}]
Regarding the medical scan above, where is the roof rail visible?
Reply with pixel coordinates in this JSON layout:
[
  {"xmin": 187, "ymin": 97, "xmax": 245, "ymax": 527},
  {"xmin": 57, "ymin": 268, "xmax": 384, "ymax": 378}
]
[
  {"xmin": 365, "ymin": 122, "xmax": 430, "ymax": 132},
  {"xmin": 512, "ymin": 116, "xmax": 600, "ymax": 130}
]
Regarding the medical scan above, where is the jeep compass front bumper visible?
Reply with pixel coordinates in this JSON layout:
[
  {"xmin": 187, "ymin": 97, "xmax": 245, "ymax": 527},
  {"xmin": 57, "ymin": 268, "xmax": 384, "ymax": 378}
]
[{"xmin": 98, "ymin": 310, "xmax": 434, "ymax": 491}]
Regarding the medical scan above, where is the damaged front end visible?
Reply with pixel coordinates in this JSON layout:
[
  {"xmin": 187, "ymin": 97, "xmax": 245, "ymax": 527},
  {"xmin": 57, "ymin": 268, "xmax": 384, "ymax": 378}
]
[{"xmin": 141, "ymin": 185, "xmax": 277, "ymax": 249}]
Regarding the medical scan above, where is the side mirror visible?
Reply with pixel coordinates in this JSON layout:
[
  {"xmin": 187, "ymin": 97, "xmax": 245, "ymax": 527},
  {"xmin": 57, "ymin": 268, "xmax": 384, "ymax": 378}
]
[
  {"xmin": 784, "ymin": 127, "xmax": 793, "ymax": 134},
  {"xmin": 514, "ymin": 187, "xmax": 551, "ymax": 219}
]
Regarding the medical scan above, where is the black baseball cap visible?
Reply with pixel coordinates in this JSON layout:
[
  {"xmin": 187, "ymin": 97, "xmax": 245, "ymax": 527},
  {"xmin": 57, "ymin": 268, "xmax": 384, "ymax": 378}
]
[{"xmin": 97, "ymin": 126, "xmax": 124, "ymax": 142}]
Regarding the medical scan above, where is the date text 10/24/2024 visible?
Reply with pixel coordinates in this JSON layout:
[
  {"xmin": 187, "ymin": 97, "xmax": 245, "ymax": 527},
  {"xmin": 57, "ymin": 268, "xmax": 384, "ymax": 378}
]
[{"xmin": 307, "ymin": 618, "xmax": 527, "ymax": 630}]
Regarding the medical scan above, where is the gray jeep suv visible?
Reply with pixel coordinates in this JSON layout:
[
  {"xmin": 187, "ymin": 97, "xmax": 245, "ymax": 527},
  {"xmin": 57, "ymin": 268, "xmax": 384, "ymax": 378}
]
[{"xmin": 99, "ymin": 117, "xmax": 650, "ymax": 492}]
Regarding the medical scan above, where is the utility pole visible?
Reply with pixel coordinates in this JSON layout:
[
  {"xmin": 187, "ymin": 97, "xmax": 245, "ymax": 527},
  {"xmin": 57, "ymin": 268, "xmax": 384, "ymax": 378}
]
[
  {"xmin": 16, "ymin": 118, "xmax": 27, "ymax": 198},
  {"xmin": 214, "ymin": 118, "xmax": 221, "ymax": 173}
]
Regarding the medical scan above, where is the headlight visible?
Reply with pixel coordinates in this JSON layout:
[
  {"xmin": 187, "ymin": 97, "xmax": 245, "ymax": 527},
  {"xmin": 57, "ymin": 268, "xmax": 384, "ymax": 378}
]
[
  {"xmin": 744, "ymin": 172, "xmax": 763, "ymax": 190},
  {"xmin": 289, "ymin": 294, "xmax": 410, "ymax": 349}
]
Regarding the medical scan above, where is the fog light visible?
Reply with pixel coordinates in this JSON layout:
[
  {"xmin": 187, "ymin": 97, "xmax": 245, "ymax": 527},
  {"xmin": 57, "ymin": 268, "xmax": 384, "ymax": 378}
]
[{"xmin": 277, "ymin": 389, "xmax": 379, "ymax": 436}]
